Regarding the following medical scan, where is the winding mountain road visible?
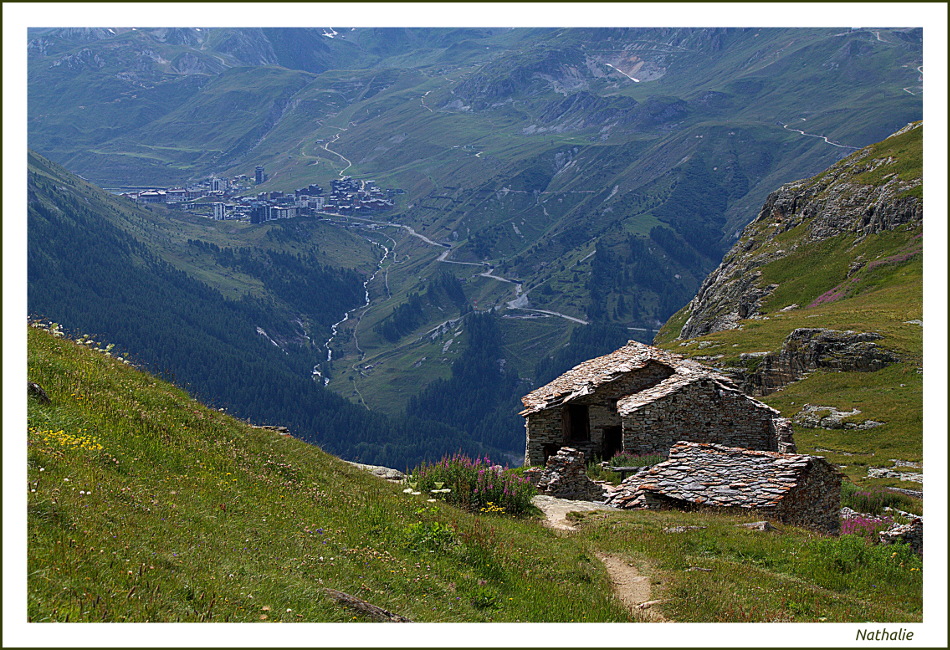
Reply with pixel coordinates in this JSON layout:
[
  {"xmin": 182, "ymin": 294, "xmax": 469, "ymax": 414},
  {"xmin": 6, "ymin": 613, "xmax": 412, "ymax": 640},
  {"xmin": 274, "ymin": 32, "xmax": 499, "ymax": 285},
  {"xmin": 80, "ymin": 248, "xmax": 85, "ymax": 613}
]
[
  {"xmin": 317, "ymin": 212, "xmax": 591, "ymax": 375},
  {"xmin": 322, "ymin": 130, "xmax": 353, "ymax": 177},
  {"xmin": 780, "ymin": 118, "xmax": 859, "ymax": 150}
]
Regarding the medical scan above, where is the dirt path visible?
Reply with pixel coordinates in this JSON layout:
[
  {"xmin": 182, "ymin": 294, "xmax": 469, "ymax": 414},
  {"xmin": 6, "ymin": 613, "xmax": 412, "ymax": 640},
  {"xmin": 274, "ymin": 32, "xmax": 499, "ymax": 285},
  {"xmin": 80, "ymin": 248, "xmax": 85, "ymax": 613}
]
[
  {"xmin": 596, "ymin": 553, "xmax": 667, "ymax": 622},
  {"xmin": 531, "ymin": 495, "xmax": 667, "ymax": 621},
  {"xmin": 532, "ymin": 495, "xmax": 612, "ymax": 531}
]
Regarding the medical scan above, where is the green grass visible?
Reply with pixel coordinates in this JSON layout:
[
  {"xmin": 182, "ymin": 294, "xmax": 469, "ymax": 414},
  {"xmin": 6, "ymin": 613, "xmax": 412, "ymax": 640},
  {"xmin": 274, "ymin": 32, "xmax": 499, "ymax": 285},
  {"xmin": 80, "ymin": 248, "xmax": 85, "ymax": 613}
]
[
  {"xmin": 26, "ymin": 323, "xmax": 629, "ymax": 623},
  {"xmin": 25, "ymin": 322, "xmax": 925, "ymax": 625},
  {"xmin": 758, "ymin": 227, "xmax": 922, "ymax": 315},
  {"xmin": 572, "ymin": 509, "xmax": 922, "ymax": 623},
  {"xmin": 849, "ymin": 123, "xmax": 923, "ymax": 188}
]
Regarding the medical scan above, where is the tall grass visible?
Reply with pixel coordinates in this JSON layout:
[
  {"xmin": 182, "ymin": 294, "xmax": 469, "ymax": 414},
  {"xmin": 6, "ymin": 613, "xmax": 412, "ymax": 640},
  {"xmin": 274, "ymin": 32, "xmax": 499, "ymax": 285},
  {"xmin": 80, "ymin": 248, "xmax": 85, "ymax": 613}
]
[
  {"xmin": 840, "ymin": 481, "xmax": 922, "ymax": 515},
  {"xmin": 575, "ymin": 508, "xmax": 923, "ymax": 622},
  {"xmin": 25, "ymin": 324, "xmax": 628, "ymax": 623}
]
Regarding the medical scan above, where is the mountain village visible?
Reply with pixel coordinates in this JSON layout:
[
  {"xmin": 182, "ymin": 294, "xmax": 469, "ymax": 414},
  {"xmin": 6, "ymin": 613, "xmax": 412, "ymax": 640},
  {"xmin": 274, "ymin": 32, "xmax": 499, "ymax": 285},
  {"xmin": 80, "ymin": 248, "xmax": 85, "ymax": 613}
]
[{"xmin": 121, "ymin": 166, "xmax": 400, "ymax": 223}]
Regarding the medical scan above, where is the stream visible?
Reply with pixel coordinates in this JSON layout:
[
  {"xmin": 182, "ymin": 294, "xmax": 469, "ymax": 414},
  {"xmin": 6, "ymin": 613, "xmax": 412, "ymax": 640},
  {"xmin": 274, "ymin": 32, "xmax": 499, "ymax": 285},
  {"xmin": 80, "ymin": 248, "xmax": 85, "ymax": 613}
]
[
  {"xmin": 314, "ymin": 235, "xmax": 392, "ymax": 385},
  {"xmin": 316, "ymin": 213, "xmax": 596, "ymax": 384}
]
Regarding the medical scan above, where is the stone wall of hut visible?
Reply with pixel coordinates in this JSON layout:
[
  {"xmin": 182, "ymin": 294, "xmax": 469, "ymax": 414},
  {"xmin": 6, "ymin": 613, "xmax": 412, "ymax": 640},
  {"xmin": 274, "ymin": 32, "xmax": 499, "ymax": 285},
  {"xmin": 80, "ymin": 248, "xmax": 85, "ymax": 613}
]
[
  {"xmin": 524, "ymin": 362, "xmax": 674, "ymax": 466},
  {"xmin": 774, "ymin": 458, "xmax": 842, "ymax": 534},
  {"xmin": 620, "ymin": 379, "xmax": 779, "ymax": 456}
]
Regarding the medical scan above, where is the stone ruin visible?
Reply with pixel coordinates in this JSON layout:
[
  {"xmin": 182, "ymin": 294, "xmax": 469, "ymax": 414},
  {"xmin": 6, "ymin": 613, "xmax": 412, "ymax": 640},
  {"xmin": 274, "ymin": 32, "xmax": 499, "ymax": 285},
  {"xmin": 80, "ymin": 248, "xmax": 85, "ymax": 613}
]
[
  {"xmin": 879, "ymin": 517, "xmax": 923, "ymax": 555},
  {"xmin": 604, "ymin": 442, "xmax": 842, "ymax": 534},
  {"xmin": 527, "ymin": 447, "xmax": 605, "ymax": 502}
]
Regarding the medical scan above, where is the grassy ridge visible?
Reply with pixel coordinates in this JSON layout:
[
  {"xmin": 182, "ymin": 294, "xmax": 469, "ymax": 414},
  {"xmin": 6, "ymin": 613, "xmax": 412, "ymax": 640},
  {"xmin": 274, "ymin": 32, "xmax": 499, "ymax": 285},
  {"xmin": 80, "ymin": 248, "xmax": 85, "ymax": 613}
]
[
  {"xmin": 653, "ymin": 127, "xmax": 924, "ymax": 489},
  {"xmin": 25, "ymin": 323, "xmax": 627, "ymax": 623},
  {"xmin": 26, "ymin": 323, "xmax": 923, "ymax": 628}
]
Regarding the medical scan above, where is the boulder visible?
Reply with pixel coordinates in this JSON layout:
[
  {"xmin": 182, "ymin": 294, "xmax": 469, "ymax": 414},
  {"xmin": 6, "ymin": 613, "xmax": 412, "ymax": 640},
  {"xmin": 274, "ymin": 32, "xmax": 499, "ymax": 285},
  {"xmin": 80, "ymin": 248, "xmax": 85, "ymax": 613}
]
[{"xmin": 28, "ymin": 382, "xmax": 51, "ymax": 405}]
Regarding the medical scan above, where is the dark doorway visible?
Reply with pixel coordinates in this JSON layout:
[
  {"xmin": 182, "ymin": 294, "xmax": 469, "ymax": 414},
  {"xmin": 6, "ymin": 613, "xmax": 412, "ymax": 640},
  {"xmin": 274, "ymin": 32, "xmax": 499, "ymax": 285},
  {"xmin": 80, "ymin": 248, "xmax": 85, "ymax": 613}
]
[
  {"xmin": 542, "ymin": 443, "xmax": 559, "ymax": 465},
  {"xmin": 563, "ymin": 405, "xmax": 590, "ymax": 442},
  {"xmin": 602, "ymin": 426, "xmax": 622, "ymax": 461}
]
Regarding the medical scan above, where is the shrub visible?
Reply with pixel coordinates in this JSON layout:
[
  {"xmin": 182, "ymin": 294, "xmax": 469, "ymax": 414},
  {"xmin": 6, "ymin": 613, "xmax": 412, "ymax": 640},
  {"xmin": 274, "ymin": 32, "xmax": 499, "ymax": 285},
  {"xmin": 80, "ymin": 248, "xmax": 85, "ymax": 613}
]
[
  {"xmin": 410, "ymin": 453, "xmax": 536, "ymax": 515},
  {"xmin": 403, "ymin": 521, "xmax": 457, "ymax": 552},
  {"xmin": 840, "ymin": 514, "xmax": 893, "ymax": 538}
]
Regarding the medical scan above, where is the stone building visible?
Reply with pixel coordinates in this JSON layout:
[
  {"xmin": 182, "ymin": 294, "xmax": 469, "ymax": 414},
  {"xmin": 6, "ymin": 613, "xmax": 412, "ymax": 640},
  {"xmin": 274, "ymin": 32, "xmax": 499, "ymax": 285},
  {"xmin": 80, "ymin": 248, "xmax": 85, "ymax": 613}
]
[
  {"xmin": 605, "ymin": 442, "xmax": 841, "ymax": 534},
  {"xmin": 521, "ymin": 340, "xmax": 794, "ymax": 466}
]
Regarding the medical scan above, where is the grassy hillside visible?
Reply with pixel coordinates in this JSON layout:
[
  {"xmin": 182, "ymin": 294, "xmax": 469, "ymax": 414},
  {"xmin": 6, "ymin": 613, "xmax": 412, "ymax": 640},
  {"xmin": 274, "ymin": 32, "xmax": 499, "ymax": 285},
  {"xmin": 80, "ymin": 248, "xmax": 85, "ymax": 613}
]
[
  {"xmin": 655, "ymin": 125, "xmax": 924, "ymax": 490},
  {"xmin": 25, "ymin": 323, "xmax": 627, "ymax": 623},
  {"xmin": 25, "ymin": 323, "xmax": 923, "ymax": 631}
]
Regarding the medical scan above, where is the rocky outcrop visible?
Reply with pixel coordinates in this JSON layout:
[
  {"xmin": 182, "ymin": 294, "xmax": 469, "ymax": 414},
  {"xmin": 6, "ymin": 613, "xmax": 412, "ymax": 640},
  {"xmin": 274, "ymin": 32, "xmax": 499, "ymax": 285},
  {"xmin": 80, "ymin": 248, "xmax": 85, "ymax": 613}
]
[
  {"xmin": 867, "ymin": 466, "xmax": 923, "ymax": 484},
  {"xmin": 879, "ymin": 517, "xmax": 923, "ymax": 555},
  {"xmin": 679, "ymin": 122, "xmax": 922, "ymax": 340},
  {"xmin": 725, "ymin": 328, "xmax": 899, "ymax": 396},
  {"xmin": 346, "ymin": 462, "xmax": 406, "ymax": 482},
  {"xmin": 793, "ymin": 404, "xmax": 883, "ymax": 430}
]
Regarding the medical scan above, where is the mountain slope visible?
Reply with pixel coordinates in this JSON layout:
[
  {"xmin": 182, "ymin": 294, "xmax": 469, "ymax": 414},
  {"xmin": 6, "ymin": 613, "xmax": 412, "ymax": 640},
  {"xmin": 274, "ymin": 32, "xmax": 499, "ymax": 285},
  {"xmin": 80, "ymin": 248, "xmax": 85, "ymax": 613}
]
[
  {"xmin": 24, "ymin": 322, "xmax": 630, "ymax": 623},
  {"xmin": 24, "ymin": 322, "xmax": 924, "ymax": 628},
  {"xmin": 27, "ymin": 150, "xmax": 499, "ymax": 468},
  {"xmin": 27, "ymin": 26, "xmax": 923, "ymax": 441},
  {"xmin": 655, "ymin": 122, "xmax": 923, "ymax": 489}
]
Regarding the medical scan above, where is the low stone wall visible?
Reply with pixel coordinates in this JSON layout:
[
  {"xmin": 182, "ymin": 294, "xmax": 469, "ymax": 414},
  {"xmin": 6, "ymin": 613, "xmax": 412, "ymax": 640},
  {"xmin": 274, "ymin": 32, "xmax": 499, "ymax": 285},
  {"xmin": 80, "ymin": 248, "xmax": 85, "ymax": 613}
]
[
  {"xmin": 534, "ymin": 447, "xmax": 605, "ymax": 501},
  {"xmin": 879, "ymin": 517, "xmax": 923, "ymax": 555}
]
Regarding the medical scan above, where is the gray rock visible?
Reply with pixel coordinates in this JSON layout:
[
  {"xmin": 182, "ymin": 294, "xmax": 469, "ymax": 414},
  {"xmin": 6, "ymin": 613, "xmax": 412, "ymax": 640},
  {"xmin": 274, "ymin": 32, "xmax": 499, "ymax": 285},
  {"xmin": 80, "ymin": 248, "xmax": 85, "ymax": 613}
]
[
  {"xmin": 878, "ymin": 517, "xmax": 923, "ymax": 555},
  {"xmin": 678, "ymin": 123, "xmax": 921, "ymax": 341},
  {"xmin": 28, "ymin": 382, "xmax": 51, "ymax": 405},
  {"xmin": 346, "ymin": 462, "xmax": 406, "ymax": 482},
  {"xmin": 727, "ymin": 328, "xmax": 899, "ymax": 396},
  {"xmin": 867, "ymin": 467, "xmax": 923, "ymax": 483}
]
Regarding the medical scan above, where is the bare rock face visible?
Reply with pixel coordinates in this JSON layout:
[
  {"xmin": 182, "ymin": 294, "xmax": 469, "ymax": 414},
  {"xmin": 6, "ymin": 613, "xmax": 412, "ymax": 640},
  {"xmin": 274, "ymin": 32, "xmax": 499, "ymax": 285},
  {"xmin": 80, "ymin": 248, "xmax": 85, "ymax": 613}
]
[
  {"xmin": 725, "ymin": 328, "xmax": 899, "ymax": 396},
  {"xmin": 678, "ymin": 123, "xmax": 922, "ymax": 340}
]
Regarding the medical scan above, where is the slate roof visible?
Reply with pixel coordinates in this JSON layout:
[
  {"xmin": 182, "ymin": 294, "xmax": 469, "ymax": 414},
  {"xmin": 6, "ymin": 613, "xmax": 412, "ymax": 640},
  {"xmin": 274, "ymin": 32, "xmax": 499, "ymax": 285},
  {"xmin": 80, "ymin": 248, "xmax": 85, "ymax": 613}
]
[
  {"xmin": 607, "ymin": 442, "xmax": 828, "ymax": 510},
  {"xmin": 520, "ymin": 340, "xmax": 715, "ymax": 415},
  {"xmin": 617, "ymin": 373, "xmax": 779, "ymax": 417}
]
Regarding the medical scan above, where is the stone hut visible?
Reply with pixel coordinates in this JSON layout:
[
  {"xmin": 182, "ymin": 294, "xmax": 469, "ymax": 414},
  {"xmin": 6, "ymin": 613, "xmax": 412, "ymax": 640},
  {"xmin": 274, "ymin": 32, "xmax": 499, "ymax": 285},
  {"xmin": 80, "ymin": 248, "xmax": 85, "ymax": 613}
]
[
  {"xmin": 521, "ymin": 340, "xmax": 794, "ymax": 467},
  {"xmin": 605, "ymin": 442, "xmax": 841, "ymax": 534}
]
